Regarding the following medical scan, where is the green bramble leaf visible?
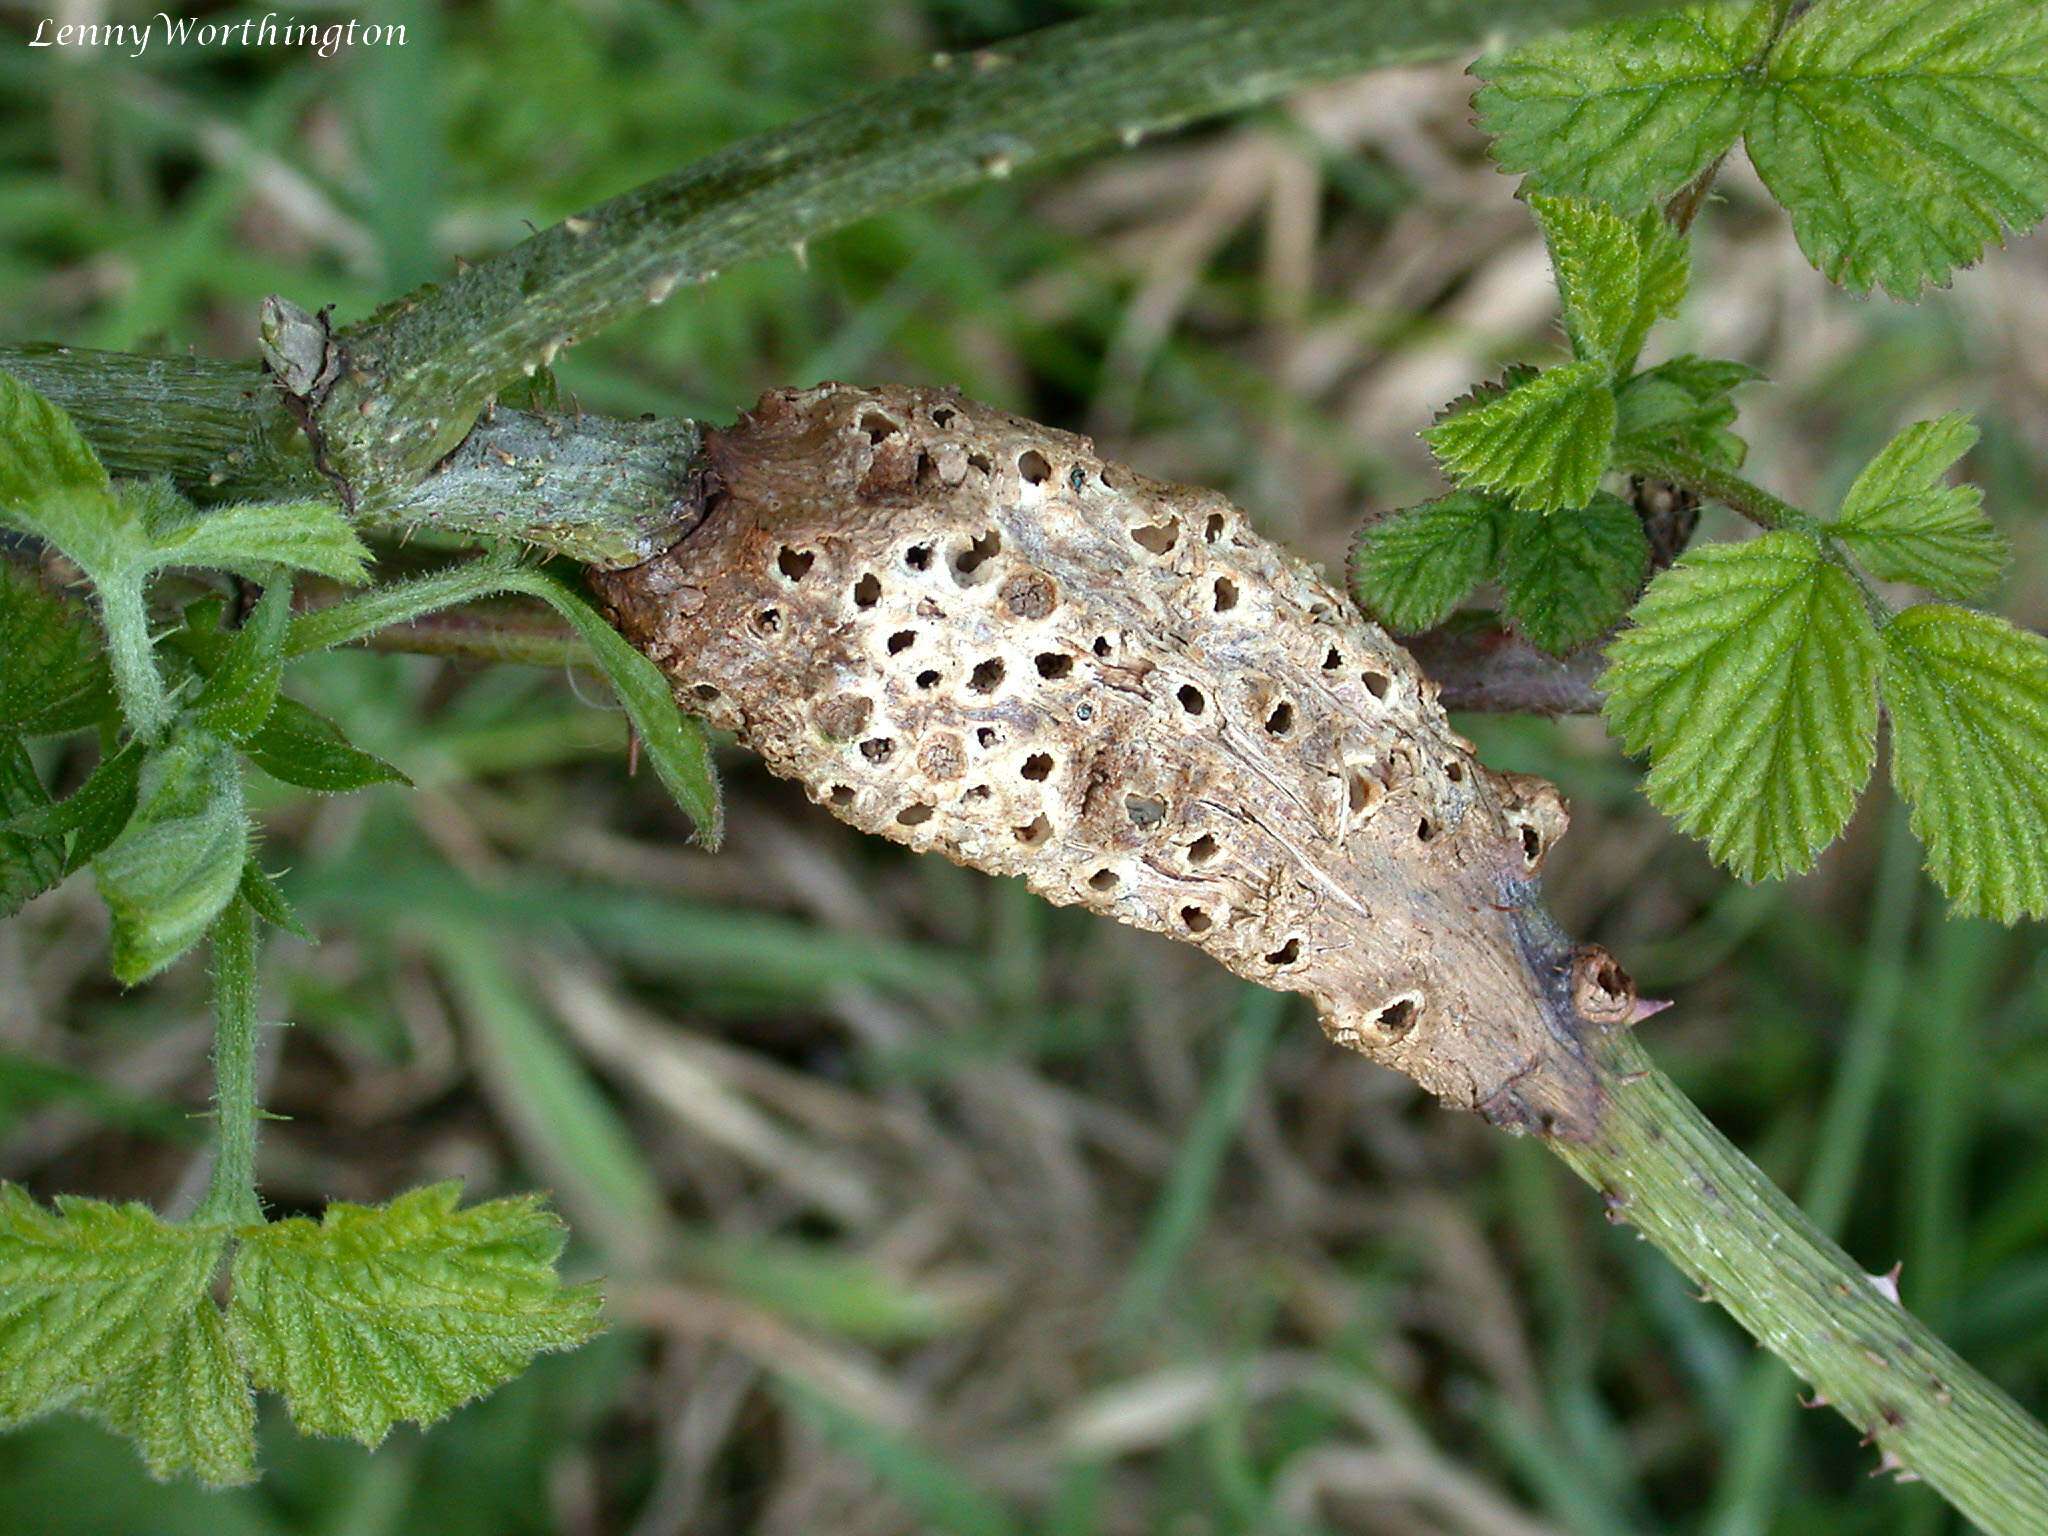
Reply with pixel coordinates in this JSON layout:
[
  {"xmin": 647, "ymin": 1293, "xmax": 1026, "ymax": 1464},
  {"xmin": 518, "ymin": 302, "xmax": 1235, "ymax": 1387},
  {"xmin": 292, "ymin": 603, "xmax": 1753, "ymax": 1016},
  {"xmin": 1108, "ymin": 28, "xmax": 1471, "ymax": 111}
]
[
  {"xmin": 1602, "ymin": 530, "xmax": 1881, "ymax": 880},
  {"xmin": 1828, "ymin": 414, "xmax": 2008, "ymax": 599},
  {"xmin": 1346, "ymin": 491, "xmax": 1504, "ymax": 633},
  {"xmin": 1881, "ymin": 605, "xmax": 2048, "ymax": 921},
  {"xmin": 1632, "ymin": 210, "xmax": 1691, "ymax": 346},
  {"xmin": 1533, "ymin": 196, "xmax": 1640, "ymax": 365},
  {"xmin": 272, "ymin": 553, "xmax": 712, "ymax": 830},
  {"xmin": 0, "ymin": 737, "xmax": 63, "ymax": 920},
  {"xmin": 1436, "ymin": 201, "xmax": 1689, "ymax": 525},
  {"xmin": 1474, "ymin": 3, "xmax": 1778, "ymax": 210},
  {"xmin": 1498, "ymin": 493, "xmax": 1649, "ymax": 655},
  {"xmin": 1615, "ymin": 354, "xmax": 1761, "ymax": 469},
  {"xmin": 1423, "ymin": 359, "xmax": 1616, "ymax": 512},
  {"xmin": 1750, "ymin": 0, "xmax": 2048, "ymax": 298},
  {"xmin": 92, "ymin": 729, "xmax": 248, "ymax": 984},
  {"xmin": 0, "ymin": 1186, "xmax": 225, "ymax": 1428},
  {"xmin": 125, "ymin": 481, "xmax": 370, "ymax": 588},
  {"xmin": 228, "ymin": 1182, "xmax": 603, "ymax": 1448},
  {"xmin": 1, "ymin": 373, "xmax": 370, "ymax": 738},
  {"xmin": 1, "ymin": 739, "xmax": 143, "ymax": 883},
  {"xmin": 0, "ymin": 557, "xmax": 113, "ymax": 737},
  {"xmin": 0, "ymin": 369, "xmax": 108, "ymax": 510},
  {"xmin": 244, "ymin": 695, "xmax": 411, "ymax": 793},
  {"xmin": 1477, "ymin": 0, "xmax": 2048, "ymax": 298},
  {"xmin": 86, "ymin": 1288, "xmax": 255, "ymax": 1487},
  {"xmin": 500, "ymin": 570, "xmax": 723, "ymax": 847},
  {"xmin": 238, "ymin": 858, "xmax": 310, "ymax": 940},
  {"xmin": 165, "ymin": 590, "xmax": 409, "ymax": 794},
  {"xmin": 194, "ymin": 578, "xmax": 294, "ymax": 744},
  {"xmin": 1531, "ymin": 197, "xmax": 1689, "ymax": 370}
]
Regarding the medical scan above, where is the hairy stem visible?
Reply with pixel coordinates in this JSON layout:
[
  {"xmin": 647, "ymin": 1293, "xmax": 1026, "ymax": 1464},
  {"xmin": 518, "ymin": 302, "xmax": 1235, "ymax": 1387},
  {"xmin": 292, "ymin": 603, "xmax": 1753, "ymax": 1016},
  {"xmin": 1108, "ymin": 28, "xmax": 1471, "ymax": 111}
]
[
  {"xmin": 1558, "ymin": 1028, "xmax": 2048, "ymax": 1535},
  {"xmin": 1617, "ymin": 445, "xmax": 1813, "ymax": 533},
  {"xmin": 93, "ymin": 576, "xmax": 172, "ymax": 742},
  {"xmin": 293, "ymin": 579, "xmax": 589, "ymax": 668},
  {"xmin": 194, "ymin": 897, "xmax": 265, "ymax": 1228},
  {"xmin": 309, "ymin": 0, "xmax": 1698, "ymax": 495},
  {"xmin": 1618, "ymin": 445, "xmax": 1902, "ymax": 626}
]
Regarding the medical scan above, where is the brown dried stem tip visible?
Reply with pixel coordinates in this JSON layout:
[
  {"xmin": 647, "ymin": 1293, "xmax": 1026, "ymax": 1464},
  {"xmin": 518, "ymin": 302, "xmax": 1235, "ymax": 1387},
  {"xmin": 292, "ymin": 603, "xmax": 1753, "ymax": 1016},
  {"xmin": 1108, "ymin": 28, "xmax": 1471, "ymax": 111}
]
[{"xmin": 595, "ymin": 384, "xmax": 1628, "ymax": 1136}]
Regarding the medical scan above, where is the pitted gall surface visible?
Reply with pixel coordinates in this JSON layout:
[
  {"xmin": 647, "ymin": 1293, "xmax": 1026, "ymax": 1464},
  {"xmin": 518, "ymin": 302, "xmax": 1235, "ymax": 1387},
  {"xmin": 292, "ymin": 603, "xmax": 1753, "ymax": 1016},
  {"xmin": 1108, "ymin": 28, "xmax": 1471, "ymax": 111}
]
[{"xmin": 594, "ymin": 384, "xmax": 1615, "ymax": 1135}]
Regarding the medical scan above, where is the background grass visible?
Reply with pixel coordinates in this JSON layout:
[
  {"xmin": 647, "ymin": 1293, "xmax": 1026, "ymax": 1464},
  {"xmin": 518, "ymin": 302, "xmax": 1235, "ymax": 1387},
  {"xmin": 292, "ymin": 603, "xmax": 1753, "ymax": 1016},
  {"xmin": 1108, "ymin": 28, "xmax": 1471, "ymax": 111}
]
[{"xmin": 4, "ymin": 2, "xmax": 2048, "ymax": 1532}]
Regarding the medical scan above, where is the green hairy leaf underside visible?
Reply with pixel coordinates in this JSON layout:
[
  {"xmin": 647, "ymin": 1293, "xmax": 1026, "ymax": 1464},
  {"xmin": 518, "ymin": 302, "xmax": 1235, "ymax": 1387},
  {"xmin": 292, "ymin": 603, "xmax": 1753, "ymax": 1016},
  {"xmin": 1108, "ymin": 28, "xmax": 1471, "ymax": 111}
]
[
  {"xmin": 0, "ymin": 1181, "xmax": 600, "ymax": 1485},
  {"xmin": 227, "ymin": 1183, "xmax": 604, "ymax": 1448},
  {"xmin": 0, "ymin": 1189, "xmax": 225, "ymax": 1431},
  {"xmin": 86, "ymin": 1288, "xmax": 256, "ymax": 1488},
  {"xmin": 91, "ymin": 729, "xmax": 249, "ymax": 986}
]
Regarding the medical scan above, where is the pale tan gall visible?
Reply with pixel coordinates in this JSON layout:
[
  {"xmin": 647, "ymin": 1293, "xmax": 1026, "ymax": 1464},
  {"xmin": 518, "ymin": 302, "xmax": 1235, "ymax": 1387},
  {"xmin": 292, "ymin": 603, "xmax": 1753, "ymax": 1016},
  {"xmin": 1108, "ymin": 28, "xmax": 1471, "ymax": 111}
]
[{"xmin": 594, "ymin": 383, "xmax": 1631, "ymax": 1136}]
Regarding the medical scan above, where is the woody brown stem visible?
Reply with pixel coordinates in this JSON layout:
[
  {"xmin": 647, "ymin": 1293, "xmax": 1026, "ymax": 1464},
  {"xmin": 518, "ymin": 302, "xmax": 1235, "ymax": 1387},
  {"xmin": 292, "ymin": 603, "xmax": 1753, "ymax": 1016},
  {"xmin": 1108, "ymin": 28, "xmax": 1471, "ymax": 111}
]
[{"xmin": 1407, "ymin": 619, "xmax": 1606, "ymax": 715}]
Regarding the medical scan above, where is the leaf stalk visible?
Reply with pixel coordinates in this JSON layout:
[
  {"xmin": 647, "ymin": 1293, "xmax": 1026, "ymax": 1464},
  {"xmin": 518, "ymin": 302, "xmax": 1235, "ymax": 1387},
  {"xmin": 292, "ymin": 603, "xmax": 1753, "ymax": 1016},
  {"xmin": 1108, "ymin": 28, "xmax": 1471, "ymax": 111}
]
[{"xmin": 194, "ymin": 898, "xmax": 266, "ymax": 1229}]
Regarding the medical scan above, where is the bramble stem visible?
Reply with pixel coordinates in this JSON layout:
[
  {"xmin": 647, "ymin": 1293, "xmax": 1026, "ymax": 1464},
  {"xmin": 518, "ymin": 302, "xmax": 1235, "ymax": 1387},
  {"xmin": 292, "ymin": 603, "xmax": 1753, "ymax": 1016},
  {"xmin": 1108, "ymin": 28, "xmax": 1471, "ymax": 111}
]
[
  {"xmin": 0, "ymin": 344, "xmax": 698, "ymax": 569},
  {"xmin": 1615, "ymin": 446, "xmax": 1812, "ymax": 533},
  {"xmin": 1708, "ymin": 811, "xmax": 1922, "ymax": 1530},
  {"xmin": 93, "ymin": 577, "xmax": 172, "ymax": 742},
  {"xmin": 1617, "ymin": 445, "xmax": 1902, "ymax": 625},
  {"xmin": 1557, "ymin": 1028, "xmax": 2048, "ymax": 1535},
  {"xmin": 194, "ymin": 897, "xmax": 266, "ymax": 1228},
  {"xmin": 293, "ymin": 580, "xmax": 588, "ymax": 668},
  {"xmin": 310, "ymin": 0, "xmax": 1701, "ymax": 496}
]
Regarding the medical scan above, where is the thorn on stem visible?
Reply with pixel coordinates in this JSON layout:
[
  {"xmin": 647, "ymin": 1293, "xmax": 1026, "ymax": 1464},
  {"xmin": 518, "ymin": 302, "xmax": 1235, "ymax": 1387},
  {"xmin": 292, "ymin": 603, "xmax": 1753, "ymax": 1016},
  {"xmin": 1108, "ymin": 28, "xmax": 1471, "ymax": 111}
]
[{"xmin": 1867, "ymin": 1262, "xmax": 1903, "ymax": 1305}]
